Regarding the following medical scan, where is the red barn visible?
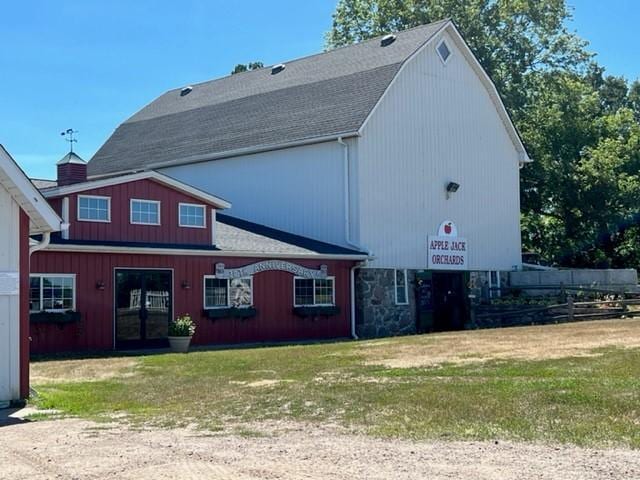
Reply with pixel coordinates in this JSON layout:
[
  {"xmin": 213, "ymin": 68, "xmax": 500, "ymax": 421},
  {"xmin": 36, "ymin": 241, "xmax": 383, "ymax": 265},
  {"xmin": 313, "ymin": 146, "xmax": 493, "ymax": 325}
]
[{"xmin": 30, "ymin": 155, "xmax": 366, "ymax": 354}]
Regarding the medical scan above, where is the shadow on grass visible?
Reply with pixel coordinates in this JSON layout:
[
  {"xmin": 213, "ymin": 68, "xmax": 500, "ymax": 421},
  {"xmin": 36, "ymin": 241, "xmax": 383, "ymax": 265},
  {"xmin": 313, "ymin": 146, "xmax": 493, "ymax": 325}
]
[{"xmin": 30, "ymin": 336, "xmax": 355, "ymax": 362}]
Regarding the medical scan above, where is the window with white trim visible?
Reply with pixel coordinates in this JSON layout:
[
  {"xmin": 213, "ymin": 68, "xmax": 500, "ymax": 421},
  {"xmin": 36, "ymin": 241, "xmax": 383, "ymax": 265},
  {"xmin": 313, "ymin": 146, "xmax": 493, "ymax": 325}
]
[
  {"xmin": 395, "ymin": 269, "xmax": 408, "ymax": 305},
  {"xmin": 436, "ymin": 39, "xmax": 451, "ymax": 63},
  {"xmin": 78, "ymin": 195, "xmax": 110, "ymax": 222},
  {"xmin": 179, "ymin": 203, "xmax": 206, "ymax": 228},
  {"xmin": 29, "ymin": 274, "xmax": 76, "ymax": 312},
  {"xmin": 204, "ymin": 276, "xmax": 253, "ymax": 308},
  {"xmin": 294, "ymin": 277, "xmax": 335, "ymax": 306},
  {"xmin": 130, "ymin": 199, "xmax": 160, "ymax": 225}
]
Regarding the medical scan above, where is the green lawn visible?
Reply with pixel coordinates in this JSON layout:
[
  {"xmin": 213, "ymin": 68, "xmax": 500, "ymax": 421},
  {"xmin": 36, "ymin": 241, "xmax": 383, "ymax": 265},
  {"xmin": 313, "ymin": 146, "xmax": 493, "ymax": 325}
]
[{"xmin": 31, "ymin": 319, "xmax": 640, "ymax": 448}]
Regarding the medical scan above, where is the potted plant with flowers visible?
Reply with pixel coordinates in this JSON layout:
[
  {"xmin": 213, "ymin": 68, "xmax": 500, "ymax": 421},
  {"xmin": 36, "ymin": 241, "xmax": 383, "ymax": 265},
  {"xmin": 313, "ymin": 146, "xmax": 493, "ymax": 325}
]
[{"xmin": 168, "ymin": 314, "xmax": 196, "ymax": 353}]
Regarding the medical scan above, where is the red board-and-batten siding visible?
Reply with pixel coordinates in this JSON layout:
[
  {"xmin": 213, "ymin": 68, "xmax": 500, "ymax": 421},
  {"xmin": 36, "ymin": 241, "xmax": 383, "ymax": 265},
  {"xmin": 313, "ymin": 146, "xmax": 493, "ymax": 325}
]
[
  {"xmin": 30, "ymin": 251, "xmax": 353, "ymax": 354},
  {"xmin": 47, "ymin": 179, "xmax": 215, "ymax": 245},
  {"xmin": 20, "ymin": 211, "xmax": 30, "ymax": 397}
]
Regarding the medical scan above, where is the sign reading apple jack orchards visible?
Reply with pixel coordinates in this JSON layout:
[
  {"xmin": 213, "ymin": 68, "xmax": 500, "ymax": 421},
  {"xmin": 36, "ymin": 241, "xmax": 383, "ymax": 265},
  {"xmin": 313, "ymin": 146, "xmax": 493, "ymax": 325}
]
[{"xmin": 427, "ymin": 220, "xmax": 467, "ymax": 270}]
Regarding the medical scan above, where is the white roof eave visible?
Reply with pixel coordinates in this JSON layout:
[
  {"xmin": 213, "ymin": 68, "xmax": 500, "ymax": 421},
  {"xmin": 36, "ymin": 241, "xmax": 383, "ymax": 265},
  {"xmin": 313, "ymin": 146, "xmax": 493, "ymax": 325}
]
[{"xmin": 0, "ymin": 145, "xmax": 62, "ymax": 234}]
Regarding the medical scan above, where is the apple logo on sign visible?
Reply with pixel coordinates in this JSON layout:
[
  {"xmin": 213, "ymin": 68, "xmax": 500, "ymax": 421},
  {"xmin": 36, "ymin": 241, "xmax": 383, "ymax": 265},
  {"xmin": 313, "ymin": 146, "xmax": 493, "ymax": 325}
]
[{"xmin": 437, "ymin": 220, "xmax": 457, "ymax": 237}]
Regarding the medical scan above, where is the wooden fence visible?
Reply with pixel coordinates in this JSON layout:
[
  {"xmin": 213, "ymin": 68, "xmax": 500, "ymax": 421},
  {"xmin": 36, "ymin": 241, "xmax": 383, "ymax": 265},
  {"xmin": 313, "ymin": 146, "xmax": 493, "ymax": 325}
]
[{"xmin": 469, "ymin": 286, "xmax": 640, "ymax": 329}]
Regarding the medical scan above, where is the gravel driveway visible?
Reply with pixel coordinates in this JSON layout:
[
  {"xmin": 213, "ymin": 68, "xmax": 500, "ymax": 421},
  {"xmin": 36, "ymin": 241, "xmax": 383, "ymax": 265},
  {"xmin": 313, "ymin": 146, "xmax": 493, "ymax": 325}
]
[{"xmin": 0, "ymin": 417, "xmax": 638, "ymax": 480}]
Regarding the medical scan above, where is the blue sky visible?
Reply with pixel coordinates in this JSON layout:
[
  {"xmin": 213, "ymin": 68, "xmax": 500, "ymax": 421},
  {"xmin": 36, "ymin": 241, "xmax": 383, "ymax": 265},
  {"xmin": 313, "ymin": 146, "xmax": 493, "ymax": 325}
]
[{"xmin": 1, "ymin": 1, "xmax": 638, "ymax": 180}]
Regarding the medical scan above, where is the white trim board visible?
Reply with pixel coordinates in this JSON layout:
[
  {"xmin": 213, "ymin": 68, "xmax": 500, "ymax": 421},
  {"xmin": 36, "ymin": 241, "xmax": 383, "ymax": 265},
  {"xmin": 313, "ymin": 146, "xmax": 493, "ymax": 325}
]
[
  {"xmin": 0, "ymin": 145, "xmax": 61, "ymax": 234},
  {"xmin": 42, "ymin": 170, "xmax": 232, "ymax": 209}
]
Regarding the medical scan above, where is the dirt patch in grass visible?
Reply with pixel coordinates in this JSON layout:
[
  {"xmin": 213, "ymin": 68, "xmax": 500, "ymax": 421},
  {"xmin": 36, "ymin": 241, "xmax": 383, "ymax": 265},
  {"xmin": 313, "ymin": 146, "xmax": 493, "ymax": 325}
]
[
  {"xmin": 29, "ymin": 320, "xmax": 640, "ymax": 448},
  {"xmin": 362, "ymin": 319, "xmax": 640, "ymax": 368},
  {"xmin": 0, "ymin": 418, "xmax": 637, "ymax": 480},
  {"xmin": 246, "ymin": 379, "xmax": 290, "ymax": 388},
  {"xmin": 30, "ymin": 357, "xmax": 139, "ymax": 384}
]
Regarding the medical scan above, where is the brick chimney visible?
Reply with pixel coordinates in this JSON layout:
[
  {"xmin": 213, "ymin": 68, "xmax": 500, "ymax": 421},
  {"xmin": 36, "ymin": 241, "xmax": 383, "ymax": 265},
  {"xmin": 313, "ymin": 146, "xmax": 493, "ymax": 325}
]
[{"xmin": 57, "ymin": 152, "xmax": 87, "ymax": 186}]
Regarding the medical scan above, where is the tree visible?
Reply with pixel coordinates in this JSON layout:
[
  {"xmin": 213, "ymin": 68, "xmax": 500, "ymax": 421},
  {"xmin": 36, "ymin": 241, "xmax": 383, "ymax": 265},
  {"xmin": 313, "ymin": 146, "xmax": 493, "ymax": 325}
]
[
  {"xmin": 231, "ymin": 62, "xmax": 264, "ymax": 75},
  {"xmin": 519, "ymin": 69, "xmax": 640, "ymax": 267}
]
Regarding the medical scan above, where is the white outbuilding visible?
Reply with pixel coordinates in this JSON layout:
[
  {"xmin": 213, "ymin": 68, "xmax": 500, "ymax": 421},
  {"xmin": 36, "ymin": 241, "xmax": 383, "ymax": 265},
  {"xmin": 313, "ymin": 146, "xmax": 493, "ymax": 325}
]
[{"xmin": 0, "ymin": 145, "xmax": 61, "ymax": 406}]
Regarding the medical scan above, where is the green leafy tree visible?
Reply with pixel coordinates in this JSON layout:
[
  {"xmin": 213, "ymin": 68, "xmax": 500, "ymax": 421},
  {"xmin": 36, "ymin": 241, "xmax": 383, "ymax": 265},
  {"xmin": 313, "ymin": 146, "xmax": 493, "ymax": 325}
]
[
  {"xmin": 231, "ymin": 61, "xmax": 264, "ymax": 74},
  {"xmin": 519, "ymin": 69, "xmax": 640, "ymax": 267},
  {"xmin": 518, "ymin": 72, "xmax": 600, "ymax": 262}
]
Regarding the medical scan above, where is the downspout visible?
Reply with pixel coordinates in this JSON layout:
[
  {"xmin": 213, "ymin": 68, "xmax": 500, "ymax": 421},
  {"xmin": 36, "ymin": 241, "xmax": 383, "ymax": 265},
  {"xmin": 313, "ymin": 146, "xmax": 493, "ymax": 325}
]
[
  {"xmin": 29, "ymin": 232, "xmax": 51, "ymax": 256},
  {"xmin": 338, "ymin": 137, "xmax": 374, "ymax": 340},
  {"xmin": 30, "ymin": 223, "xmax": 69, "ymax": 256},
  {"xmin": 337, "ymin": 137, "xmax": 362, "ymax": 251}
]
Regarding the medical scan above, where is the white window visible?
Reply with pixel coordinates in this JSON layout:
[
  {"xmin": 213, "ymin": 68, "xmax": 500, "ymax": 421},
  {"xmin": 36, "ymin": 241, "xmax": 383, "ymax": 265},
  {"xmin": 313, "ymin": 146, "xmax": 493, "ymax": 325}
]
[
  {"xmin": 204, "ymin": 276, "xmax": 253, "ymax": 309},
  {"xmin": 29, "ymin": 274, "xmax": 76, "ymax": 312},
  {"xmin": 294, "ymin": 277, "xmax": 335, "ymax": 307},
  {"xmin": 78, "ymin": 195, "xmax": 110, "ymax": 222},
  {"xmin": 130, "ymin": 199, "xmax": 160, "ymax": 225},
  {"xmin": 436, "ymin": 39, "xmax": 451, "ymax": 64},
  {"xmin": 395, "ymin": 269, "xmax": 409, "ymax": 305},
  {"xmin": 179, "ymin": 203, "xmax": 206, "ymax": 228}
]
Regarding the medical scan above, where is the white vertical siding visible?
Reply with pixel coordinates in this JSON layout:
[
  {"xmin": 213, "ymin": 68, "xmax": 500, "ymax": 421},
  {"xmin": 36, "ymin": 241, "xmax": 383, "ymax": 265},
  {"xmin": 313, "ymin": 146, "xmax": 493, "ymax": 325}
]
[
  {"xmin": 357, "ymin": 30, "xmax": 522, "ymax": 270},
  {"xmin": 0, "ymin": 183, "xmax": 21, "ymax": 402},
  {"xmin": 162, "ymin": 140, "xmax": 351, "ymax": 247}
]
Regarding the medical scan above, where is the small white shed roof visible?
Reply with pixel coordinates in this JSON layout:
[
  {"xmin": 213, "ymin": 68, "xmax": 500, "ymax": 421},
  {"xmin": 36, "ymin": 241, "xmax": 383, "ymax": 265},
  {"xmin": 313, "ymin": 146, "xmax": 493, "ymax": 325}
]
[{"xmin": 0, "ymin": 145, "xmax": 61, "ymax": 234}]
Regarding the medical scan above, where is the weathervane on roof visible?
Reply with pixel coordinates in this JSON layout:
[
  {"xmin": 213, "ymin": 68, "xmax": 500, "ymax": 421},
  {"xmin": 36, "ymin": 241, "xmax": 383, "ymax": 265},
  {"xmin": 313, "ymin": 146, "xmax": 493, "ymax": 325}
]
[{"xmin": 60, "ymin": 128, "xmax": 78, "ymax": 154}]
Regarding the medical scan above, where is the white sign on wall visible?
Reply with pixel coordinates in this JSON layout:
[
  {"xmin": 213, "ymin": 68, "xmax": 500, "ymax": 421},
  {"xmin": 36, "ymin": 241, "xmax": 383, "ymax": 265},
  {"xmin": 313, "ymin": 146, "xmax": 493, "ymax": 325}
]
[
  {"xmin": 0, "ymin": 272, "xmax": 19, "ymax": 296},
  {"xmin": 215, "ymin": 261, "xmax": 328, "ymax": 279},
  {"xmin": 428, "ymin": 221, "xmax": 467, "ymax": 270}
]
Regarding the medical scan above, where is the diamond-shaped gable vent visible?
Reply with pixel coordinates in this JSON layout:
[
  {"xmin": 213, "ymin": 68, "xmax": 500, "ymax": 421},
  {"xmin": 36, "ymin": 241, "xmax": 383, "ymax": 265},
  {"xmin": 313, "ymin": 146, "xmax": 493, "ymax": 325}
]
[{"xmin": 437, "ymin": 41, "xmax": 451, "ymax": 63}]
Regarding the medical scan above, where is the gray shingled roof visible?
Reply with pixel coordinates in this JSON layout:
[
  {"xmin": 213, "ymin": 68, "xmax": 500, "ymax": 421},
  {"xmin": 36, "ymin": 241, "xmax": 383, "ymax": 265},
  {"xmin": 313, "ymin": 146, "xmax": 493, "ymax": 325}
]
[
  {"xmin": 31, "ymin": 178, "xmax": 58, "ymax": 190},
  {"xmin": 216, "ymin": 214, "xmax": 364, "ymax": 256},
  {"xmin": 88, "ymin": 20, "xmax": 448, "ymax": 177}
]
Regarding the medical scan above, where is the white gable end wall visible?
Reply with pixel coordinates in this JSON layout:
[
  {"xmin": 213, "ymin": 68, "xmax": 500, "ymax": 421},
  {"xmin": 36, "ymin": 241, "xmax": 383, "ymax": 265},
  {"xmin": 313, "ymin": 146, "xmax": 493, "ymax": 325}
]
[
  {"xmin": 0, "ymin": 183, "xmax": 21, "ymax": 402},
  {"xmin": 162, "ymin": 140, "xmax": 352, "ymax": 247},
  {"xmin": 356, "ymin": 28, "xmax": 522, "ymax": 270}
]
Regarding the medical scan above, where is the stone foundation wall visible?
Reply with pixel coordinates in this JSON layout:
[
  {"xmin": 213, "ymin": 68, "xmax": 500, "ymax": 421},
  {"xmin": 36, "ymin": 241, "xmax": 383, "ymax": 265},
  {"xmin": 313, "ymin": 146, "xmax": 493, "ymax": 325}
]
[{"xmin": 355, "ymin": 268, "xmax": 417, "ymax": 338}]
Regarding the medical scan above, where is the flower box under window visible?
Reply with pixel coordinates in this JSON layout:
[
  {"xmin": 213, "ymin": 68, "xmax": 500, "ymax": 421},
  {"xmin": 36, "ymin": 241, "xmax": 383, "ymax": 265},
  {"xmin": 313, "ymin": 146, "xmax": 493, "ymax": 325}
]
[
  {"xmin": 293, "ymin": 306, "xmax": 340, "ymax": 318},
  {"xmin": 30, "ymin": 311, "xmax": 81, "ymax": 325},
  {"xmin": 204, "ymin": 307, "xmax": 258, "ymax": 320}
]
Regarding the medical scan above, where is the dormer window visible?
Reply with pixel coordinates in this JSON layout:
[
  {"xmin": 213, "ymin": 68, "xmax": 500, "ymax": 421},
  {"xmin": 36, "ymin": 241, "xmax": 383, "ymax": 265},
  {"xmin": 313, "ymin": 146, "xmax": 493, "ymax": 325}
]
[
  {"xmin": 179, "ymin": 203, "xmax": 206, "ymax": 228},
  {"xmin": 78, "ymin": 195, "xmax": 110, "ymax": 222},
  {"xmin": 130, "ymin": 199, "xmax": 160, "ymax": 225}
]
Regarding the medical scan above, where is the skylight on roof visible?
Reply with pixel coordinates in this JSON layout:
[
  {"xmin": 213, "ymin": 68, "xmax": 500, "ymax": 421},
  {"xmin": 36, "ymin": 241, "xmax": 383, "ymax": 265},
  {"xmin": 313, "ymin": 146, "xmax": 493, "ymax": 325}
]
[
  {"xmin": 180, "ymin": 86, "xmax": 193, "ymax": 97},
  {"xmin": 380, "ymin": 34, "xmax": 397, "ymax": 47},
  {"xmin": 271, "ymin": 64, "xmax": 286, "ymax": 75}
]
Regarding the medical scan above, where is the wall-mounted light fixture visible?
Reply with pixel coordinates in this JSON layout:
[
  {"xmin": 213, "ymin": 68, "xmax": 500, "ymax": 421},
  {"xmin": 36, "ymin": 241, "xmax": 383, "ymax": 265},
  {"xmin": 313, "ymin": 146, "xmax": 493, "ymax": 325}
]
[
  {"xmin": 446, "ymin": 181, "xmax": 460, "ymax": 199},
  {"xmin": 96, "ymin": 281, "xmax": 105, "ymax": 290},
  {"xmin": 182, "ymin": 281, "xmax": 191, "ymax": 290}
]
